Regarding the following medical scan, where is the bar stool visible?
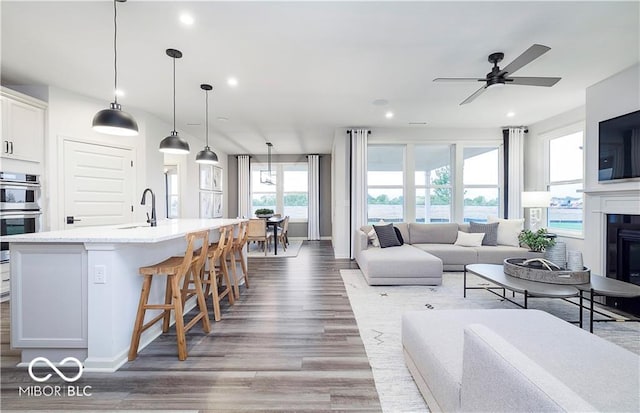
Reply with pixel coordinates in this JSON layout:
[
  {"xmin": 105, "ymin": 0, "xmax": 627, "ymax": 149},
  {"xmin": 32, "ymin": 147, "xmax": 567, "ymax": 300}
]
[
  {"xmin": 227, "ymin": 221, "xmax": 250, "ymax": 299},
  {"xmin": 203, "ymin": 225, "xmax": 235, "ymax": 321},
  {"xmin": 129, "ymin": 230, "xmax": 211, "ymax": 361}
]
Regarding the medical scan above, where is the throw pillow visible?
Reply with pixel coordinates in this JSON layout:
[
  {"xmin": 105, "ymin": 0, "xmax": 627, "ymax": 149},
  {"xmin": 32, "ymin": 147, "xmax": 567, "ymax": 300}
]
[
  {"xmin": 487, "ymin": 216, "xmax": 524, "ymax": 247},
  {"xmin": 374, "ymin": 224, "xmax": 401, "ymax": 248},
  {"xmin": 469, "ymin": 221, "xmax": 499, "ymax": 246},
  {"xmin": 454, "ymin": 231, "xmax": 485, "ymax": 247},
  {"xmin": 394, "ymin": 226, "xmax": 404, "ymax": 245},
  {"xmin": 367, "ymin": 229, "xmax": 380, "ymax": 247}
]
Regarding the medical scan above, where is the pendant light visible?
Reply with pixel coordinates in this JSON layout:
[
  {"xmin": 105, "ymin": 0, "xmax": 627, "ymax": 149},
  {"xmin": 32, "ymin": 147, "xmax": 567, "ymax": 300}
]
[
  {"xmin": 159, "ymin": 48, "xmax": 190, "ymax": 154},
  {"xmin": 266, "ymin": 142, "xmax": 275, "ymax": 185},
  {"xmin": 92, "ymin": 0, "xmax": 139, "ymax": 136},
  {"xmin": 195, "ymin": 84, "xmax": 219, "ymax": 164}
]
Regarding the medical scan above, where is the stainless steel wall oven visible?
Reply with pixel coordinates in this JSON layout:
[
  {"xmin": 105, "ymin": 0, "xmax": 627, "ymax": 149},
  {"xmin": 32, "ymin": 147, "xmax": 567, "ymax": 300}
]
[{"xmin": 0, "ymin": 172, "xmax": 41, "ymax": 263}]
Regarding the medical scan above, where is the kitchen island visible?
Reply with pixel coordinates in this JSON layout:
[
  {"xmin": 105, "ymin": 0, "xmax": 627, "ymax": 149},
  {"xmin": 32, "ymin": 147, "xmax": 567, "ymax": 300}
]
[{"xmin": 7, "ymin": 218, "xmax": 246, "ymax": 372}]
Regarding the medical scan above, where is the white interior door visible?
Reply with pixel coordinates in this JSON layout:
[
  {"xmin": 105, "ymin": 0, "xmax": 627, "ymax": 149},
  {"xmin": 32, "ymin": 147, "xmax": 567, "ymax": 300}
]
[{"xmin": 63, "ymin": 139, "xmax": 135, "ymax": 228}]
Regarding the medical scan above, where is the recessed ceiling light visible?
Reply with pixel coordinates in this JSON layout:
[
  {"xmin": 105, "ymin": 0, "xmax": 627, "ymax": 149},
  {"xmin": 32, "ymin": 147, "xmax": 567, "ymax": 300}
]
[
  {"xmin": 227, "ymin": 77, "xmax": 238, "ymax": 87},
  {"xmin": 180, "ymin": 13, "xmax": 194, "ymax": 26},
  {"xmin": 372, "ymin": 99, "xmax": 389, "ymax": 106},
  {"xmin": 507, "ymin": 111, "xmax": 515, "ymax": 117},
  {"xmin": 385, "ymin": 111, "xmax": 394, "ymax": 119},
  {"xmin": 217, "ymin": 116, "xmax": 229, "ymax": 122},
  {"xmin": 114, "ymin": 89, "xmax": 125, "ymax": 97}
]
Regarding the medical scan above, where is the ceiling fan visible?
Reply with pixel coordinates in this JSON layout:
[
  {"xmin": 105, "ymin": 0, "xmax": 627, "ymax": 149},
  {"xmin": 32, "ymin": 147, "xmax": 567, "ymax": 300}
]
[{"xmin": 434, "ymin": 44, "xmax": 561, "ymax": 105}]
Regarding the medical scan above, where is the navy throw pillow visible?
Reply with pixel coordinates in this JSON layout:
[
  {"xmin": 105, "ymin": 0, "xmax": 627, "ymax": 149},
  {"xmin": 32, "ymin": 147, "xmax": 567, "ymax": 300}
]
[
  {"xmin": 374, "ymin": 224, "xmax": 401, "ymax": 248},
  {"xmin": 394, "ymin": 226, "xmax": 404, "ymax": 245}
]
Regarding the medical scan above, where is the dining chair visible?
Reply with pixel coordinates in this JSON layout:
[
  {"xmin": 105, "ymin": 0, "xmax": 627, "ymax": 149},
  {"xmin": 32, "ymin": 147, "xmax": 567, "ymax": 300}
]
[
  {"xmin": 277, "ymin": 216, "xmax": 290, "ymax": 251},
  {"xmin": 247, "ymin": 218, "xmax": 273, "ymax": 256}
]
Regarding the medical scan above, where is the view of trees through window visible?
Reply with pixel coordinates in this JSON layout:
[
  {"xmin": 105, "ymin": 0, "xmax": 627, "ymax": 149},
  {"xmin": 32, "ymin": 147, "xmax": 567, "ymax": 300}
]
[{"xmin": 251, "ymin": 163, "xmax": 308, "ymax": 220}]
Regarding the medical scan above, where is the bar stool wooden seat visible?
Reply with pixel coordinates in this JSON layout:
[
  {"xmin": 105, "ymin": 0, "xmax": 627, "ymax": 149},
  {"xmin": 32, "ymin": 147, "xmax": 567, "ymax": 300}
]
[
  {"xmin": 227, "ymin": 221, "xmax": 250, "ymax": 299},
  {"xmin": 129, "ymin": 230, "xmax": 211, "ymax": 361},
  {"xmin": 203, "ymin": 225, "xmax": 235, "ymax": 321}
]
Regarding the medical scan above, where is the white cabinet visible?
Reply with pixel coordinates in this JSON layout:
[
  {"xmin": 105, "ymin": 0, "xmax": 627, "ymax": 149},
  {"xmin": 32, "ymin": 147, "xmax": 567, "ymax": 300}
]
[
  {"xmin": 1, "ymin": 263, "xmax": 9, "ymax": 302},
  {"xmin": 1, "ymin": 88, "xmax": 46, "ymax": 164}
]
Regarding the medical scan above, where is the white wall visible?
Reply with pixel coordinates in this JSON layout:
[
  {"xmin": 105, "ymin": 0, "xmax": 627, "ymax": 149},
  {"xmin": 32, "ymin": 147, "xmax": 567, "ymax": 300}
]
[{"xmin": 41, "ymin": 87, "xmax": 227, "ymax": 230}]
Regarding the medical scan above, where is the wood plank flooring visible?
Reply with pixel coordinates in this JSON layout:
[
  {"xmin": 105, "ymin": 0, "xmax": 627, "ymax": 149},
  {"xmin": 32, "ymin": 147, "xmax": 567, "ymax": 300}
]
[{"xmin": 1, "ymin": 241, "xmax": 382, "ymax": 412}]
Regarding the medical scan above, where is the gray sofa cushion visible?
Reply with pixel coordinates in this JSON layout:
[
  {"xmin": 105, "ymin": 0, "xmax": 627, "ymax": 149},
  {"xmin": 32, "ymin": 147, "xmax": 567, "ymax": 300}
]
[
  {"xmin": 358, "ymin": 244, "xmax": 442, "ymax": 284},
  {"xmin": 409, "ymin": 223, "xmax": 459, "ymax": 244},
  {"xmin": 394, "ymin": 223, "xmax": 410, "ymax": 244},
  {"xmin": 414, "ymin": 243, "xmax": 478, "ymax": 265},
  {"xmin": 474, "ymin": 245, "xmax": 541, "ymax": 264},
  {"xmin": 469, "ymin": 221, "xmax": 499, "ymax": 246},
  {"xmin": 402, "ymin": 309, "xmax": 640, "ymax": 413}
]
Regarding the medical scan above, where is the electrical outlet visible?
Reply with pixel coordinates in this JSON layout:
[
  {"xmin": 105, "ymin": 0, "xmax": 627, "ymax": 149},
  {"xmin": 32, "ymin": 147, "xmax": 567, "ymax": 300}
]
[{"xmin": 94, "ymin": 265, "xmax": 106, "ymax": 284}]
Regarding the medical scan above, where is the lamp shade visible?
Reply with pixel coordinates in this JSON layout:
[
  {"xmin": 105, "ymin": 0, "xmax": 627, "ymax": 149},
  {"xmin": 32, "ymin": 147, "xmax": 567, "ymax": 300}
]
[
  {"xmin": 195, "ymin": 146, "xmax": 219, "ymax": 164},
  {"xmin": 521, "ymin": 191, "xmax": 552, "ymax": 208},
  {"xmin": 92, "ymin": 102, "xmax": 139, "ymax": 136},
  {"xmin": 159, "ymin": 131, "xmax": 189, "ymax": 154}
]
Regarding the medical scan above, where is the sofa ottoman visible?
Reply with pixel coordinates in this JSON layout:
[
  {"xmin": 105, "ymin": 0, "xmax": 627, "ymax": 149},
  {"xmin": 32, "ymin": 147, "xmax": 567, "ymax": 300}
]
[{"xmin": 357, "ymin": 244, "xmax": 442, "ymax": 285}]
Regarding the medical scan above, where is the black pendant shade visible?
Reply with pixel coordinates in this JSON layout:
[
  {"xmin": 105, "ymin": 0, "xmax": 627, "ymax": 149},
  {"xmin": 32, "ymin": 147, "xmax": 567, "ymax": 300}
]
[
  {"xmin": 93, "ymin": 102, "xmax": 139, "ymax": 136},
  {"xmin": 159, "ymin": 48, "xmax": 189, "ymax": 154},
  {"xmin": 92, "ymin": 0, "xmax": 138, "ymax": 136},
  {"xmin": 195, "ymin": 83, "xmax": 219, "ymax": 164},
  {"xmin": 160, "ymin": 131, "xmax": 190, "ymax": 154}
]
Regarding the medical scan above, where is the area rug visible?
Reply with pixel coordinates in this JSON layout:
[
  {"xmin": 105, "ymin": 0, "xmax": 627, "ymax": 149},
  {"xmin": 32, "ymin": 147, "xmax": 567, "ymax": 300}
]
[
  {"xmin": 247, "ymin": 239, "xmax": 302, "ymax": 258},
  {"xmin": 340, "ymin": 269, "xmax": 640, "ymax": 413}
]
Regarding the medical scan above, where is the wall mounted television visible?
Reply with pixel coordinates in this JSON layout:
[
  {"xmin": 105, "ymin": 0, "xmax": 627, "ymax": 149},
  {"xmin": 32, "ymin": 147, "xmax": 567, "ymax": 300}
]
[{"xmin": 598, "ymin": 109, "xmax": 640, "ymax": 182}]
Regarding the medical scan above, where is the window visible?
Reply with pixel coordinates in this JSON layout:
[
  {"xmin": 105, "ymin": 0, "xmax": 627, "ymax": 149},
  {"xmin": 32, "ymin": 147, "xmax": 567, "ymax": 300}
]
[
  {"xmin": 164, "ymin": 165, "xmax": 179, "ymax": 218},
  {"xmin": 251, "ymin": 162, "xmax": 308, "ymax": 221},
  {"xmin": 367, "ymin": 145, "xmax": 404, "ymax": 223},
  {"xmin": 463, "ymin": 147, "xmax": 499, "ymax": 222},
  {"xmin": 415, "ymin": 145, "xmax": 452, "ymax": 222},
  {"xmin": 547, "ymin": 130, "xmax": 584, "ymax": 235}
]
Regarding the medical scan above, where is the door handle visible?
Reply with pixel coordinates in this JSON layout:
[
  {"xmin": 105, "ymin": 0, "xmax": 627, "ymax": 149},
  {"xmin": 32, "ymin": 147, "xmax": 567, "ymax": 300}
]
[
  {"xmin": 3, "ymin": 141, "xmax": 8, "ymax": 154},
  {"xmin": 9, "ymin": 141, "xmax": 13, "ymax": 154},
  {"xmin": 66, "ymin": 216, "xmax": 82, "ymax": 224}
]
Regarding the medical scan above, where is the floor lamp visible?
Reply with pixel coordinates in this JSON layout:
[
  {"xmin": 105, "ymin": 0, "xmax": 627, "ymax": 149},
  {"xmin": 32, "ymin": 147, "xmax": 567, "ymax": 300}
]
[{"xmin": 522, "ymin": 191, "xmax": 551, "ymax": 231}]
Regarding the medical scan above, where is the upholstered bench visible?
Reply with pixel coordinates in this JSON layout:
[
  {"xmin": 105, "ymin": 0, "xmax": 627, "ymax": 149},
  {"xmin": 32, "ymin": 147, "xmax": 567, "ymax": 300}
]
[{"xmin": 402, "ymin": 309, "xmax": 640, "ymax": 412}]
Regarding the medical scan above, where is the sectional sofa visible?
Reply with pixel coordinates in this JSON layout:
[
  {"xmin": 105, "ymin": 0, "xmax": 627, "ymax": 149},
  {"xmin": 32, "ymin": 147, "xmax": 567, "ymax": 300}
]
[
  {"xmin": 355, "ymin": 222, "xmax": 541, "ymax": 285},
  {"xmin": 402, "ymin": 309, "xmax": 640, "ymax": 412}
]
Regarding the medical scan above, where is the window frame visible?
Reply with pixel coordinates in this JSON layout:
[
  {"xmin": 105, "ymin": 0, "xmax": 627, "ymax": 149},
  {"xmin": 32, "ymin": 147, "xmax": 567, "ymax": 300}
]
[
  {"xmin": 250, "ymin": 162, "xmax": 309, "ymax": 223},
  {"xmin": 366, "ymin": 144, "xmax": 405, "ymax": 223},
  {"xmin": 543, "ymin": 122, "xmax": 585, "ymax": 238},
  {"xmin": 461, "ymin": 146, "xmax": 501, "ymax": 223}
]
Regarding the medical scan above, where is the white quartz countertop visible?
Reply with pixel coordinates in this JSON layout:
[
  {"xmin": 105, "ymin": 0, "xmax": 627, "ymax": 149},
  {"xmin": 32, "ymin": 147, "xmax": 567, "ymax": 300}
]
[{"xmin": 4, "ymin": 218, "xmax": 246, "ymax": 244}]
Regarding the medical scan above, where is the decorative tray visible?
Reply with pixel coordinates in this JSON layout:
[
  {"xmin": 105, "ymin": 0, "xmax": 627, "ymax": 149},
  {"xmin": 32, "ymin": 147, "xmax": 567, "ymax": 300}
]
[{"xmin": 503, "ymin": 258, "xmax": 590, "ymax": 285}]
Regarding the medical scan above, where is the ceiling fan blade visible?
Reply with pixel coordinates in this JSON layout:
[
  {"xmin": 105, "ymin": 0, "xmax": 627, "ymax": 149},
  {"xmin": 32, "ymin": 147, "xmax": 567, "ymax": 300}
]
[
  {"xmin": 507, "ymin": 76, "xmax": 561, "ymax": 87},
  {"xmin": 460, "ymin": 86, "xmax": 487, "ymax": 105},
  {"xmin": 433, "ymin": 77, "xmax": 484, "ymax": 82},
  {"xmin": 500, "ymin": 44, "xmax": 551, "ymax": 76}
]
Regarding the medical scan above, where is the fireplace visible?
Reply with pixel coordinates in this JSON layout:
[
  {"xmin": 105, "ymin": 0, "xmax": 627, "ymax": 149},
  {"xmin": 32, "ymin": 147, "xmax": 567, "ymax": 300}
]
[{"xmin": 606, "ymin": 214, "xmax": 640, "ymax": 316}]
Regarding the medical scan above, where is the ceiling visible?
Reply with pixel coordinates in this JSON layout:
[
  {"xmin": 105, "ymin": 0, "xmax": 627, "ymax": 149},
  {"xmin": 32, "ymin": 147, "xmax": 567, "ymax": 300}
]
[{"xmin": 2, "ymin": 1, "xmax": 638, "ymax": 156}]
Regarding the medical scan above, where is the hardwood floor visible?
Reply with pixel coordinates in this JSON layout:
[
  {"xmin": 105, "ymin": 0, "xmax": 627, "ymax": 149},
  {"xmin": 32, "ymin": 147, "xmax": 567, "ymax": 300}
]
[{"xmin": 1, "ymin": 241, "xmax": 382, "ymax": 412}]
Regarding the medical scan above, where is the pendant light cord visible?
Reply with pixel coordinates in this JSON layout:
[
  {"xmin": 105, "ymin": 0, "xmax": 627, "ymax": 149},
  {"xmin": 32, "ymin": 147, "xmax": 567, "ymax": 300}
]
[
  {"xmin": 172, "ymin": 56, "xmax": 176, "ymax": 132},
  {"xmin": 205, "ymin": 89, "xmax": 209, "ymax": 147},
  {"xmin": 113, "ymin": 0, "xmax": 118, "ymax": 104}
]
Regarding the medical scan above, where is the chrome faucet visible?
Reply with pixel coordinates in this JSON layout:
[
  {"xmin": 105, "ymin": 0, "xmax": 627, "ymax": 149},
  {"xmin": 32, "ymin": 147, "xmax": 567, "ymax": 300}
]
[{"xmin": 140, "ymin": 188, "xmax": 157, "ymax": 227}]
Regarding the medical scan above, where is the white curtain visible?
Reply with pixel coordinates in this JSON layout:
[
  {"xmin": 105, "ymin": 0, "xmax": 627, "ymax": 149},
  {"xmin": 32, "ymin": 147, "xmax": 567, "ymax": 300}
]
[
  {"xmin": 350, "ymin": 129, "xmax": 368, "ymax": 259},
  {"xmin": 508, "ymin": 127, "xmax": 524, "ymax": 219},
  {"xmin": 237, "ymin": 155, "xmax": 251, "ymax": 219},
  {"xmin": 307, "ymin": 155, "xmax": 321, "ymax": 240}
]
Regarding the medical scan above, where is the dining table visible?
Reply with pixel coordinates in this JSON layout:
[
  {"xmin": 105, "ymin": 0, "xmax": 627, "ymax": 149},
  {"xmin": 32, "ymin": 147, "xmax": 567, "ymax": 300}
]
[{"xmin": 265, "ymin": 216, "xmax": 286, "ymax": 255}]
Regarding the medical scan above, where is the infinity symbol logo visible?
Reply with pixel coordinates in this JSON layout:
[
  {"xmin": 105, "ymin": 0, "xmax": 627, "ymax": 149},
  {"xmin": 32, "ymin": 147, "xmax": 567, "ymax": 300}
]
[{"xmin": 28, "ymin": 357, "xmax": 84, "ymax": 383}]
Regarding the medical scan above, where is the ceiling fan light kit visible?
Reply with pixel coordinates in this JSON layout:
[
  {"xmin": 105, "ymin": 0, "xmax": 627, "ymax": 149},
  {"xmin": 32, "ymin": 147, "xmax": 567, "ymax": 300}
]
[
  {"xmin": 92, "ymin": 0, "xmax": 139, "ymax": 136},
  {"xmin": 159, "ymin": 48, "xmax": 191, "ymax": 155},
  {"xmin": 434, "ymin": 44, "xmax": 562, "ymax": 105},
  {"xmin": 195, "ymin": 83, "xmax": 219, "ymax": 164}
]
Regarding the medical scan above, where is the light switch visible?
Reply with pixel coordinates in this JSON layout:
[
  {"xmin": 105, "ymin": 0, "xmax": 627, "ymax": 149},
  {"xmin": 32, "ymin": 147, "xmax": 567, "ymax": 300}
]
[{"xmin": 94, "ymin": 265, "xmax": 106, "ymax": 284}]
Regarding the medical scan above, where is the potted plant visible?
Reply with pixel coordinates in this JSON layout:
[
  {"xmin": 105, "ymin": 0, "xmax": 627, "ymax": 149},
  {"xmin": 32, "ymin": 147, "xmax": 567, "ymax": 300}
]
[
  {"xmin": 255, "ymin": 208, "xmax": 274, "ymax": 218},
  {"xmin": 518, "ymin": 228, "xmax": 556, "ymax": 252}
]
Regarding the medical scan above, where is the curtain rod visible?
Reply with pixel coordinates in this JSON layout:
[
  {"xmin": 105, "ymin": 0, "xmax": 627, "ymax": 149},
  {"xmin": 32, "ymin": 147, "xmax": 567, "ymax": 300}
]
[{"xmin": 346, "ymin": 130, "xmax": 371, "ymax": 135}]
